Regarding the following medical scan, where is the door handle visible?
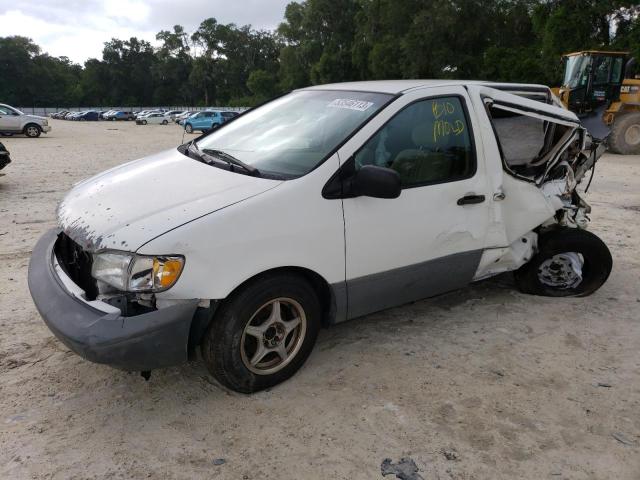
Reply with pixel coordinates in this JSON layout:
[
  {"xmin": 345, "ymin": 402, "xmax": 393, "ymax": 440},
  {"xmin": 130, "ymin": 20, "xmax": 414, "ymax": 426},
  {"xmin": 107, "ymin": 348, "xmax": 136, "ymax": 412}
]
[{"xmin": 457, "ymin": 194, "xmax": 486, "ymax": 205}]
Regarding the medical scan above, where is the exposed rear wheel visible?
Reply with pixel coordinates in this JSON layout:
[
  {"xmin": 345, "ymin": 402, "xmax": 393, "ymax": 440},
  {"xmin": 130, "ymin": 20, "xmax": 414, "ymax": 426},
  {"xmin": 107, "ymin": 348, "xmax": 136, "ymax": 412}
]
[
  {"xmin": 608, "ymin": 112, "xmax": 640, "ymax": 155},
  {"xmin": 515, "ymin": 228, "xmax": 612, "ymax": 297},
  {"xmin": 201, "ymin": 273, "xmax": 321, "ymax": 393}
]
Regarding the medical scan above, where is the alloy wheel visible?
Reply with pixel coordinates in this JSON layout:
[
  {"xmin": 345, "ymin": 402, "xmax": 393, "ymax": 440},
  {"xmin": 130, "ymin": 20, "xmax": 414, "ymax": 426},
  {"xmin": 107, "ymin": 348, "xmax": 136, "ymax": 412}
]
[{"xmin": 240, "ymin": 298, "xmax": 307, "ymax": 375}]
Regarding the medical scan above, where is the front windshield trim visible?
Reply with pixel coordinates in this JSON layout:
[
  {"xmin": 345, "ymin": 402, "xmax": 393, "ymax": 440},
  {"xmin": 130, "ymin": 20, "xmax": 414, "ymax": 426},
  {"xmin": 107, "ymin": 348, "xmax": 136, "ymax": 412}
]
[{"xmin": 191, "ymin": 90, "xmax": 398, "ymax": 180}]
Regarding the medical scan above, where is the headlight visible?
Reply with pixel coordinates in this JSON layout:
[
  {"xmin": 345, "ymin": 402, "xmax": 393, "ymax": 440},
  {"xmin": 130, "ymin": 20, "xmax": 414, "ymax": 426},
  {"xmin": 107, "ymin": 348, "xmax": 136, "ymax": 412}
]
[{"xmin": 91, "ymin": 252, "xmax": 184, "ymax": 292}]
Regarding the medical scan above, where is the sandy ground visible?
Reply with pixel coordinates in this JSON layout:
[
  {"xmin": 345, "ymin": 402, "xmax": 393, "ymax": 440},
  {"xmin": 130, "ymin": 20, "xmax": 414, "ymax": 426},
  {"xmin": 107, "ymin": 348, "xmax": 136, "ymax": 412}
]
[{"xmin": 0, "ymin": 119, "xmax": 639, "ymax": 480}]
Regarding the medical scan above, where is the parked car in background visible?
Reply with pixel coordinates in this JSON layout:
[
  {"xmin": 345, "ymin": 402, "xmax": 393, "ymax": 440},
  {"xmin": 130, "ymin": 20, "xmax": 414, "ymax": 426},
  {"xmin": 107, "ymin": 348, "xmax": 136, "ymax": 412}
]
[
  {"xmin": 175, "ymin": 111, "xmax": 195, "ymax": 124},
  {"xmin": 0, "ymin": 142, "xmax": 10, "ymax": 173},
  {"xmin": 164, "ymin": 110, "xmax": 185, "ymax": 120},
  {"xmin": 51, "ymin": 110, "xmax": 69, "ymax": 119},
  {"xmin": 221, "ymin": 111, "xmax": 240, "ymax": 122},
  {"xmin": 134, "ymin": 110, "xmax": 152, "ymax": 119},
  {"xmin": 100, "ymin": 110, "xmax": 115, "ymax": 120},
  {"xmin": 0, "ymin": 103, "xmax": 51, "ymax": 138},
  {"xmin": 108, "ymin": 111, "xmax": 135, "ymax": 121},
  {"xmin": 183, "ymin": 110, "xmax": 226, "ymax": 133},
  {"xmin": 75, "ymin": 111, "xmax": 100, "ymax": 121},
  {"xmin": 136, "ymin": 113, "xmax": 170, "ymax": 125}
]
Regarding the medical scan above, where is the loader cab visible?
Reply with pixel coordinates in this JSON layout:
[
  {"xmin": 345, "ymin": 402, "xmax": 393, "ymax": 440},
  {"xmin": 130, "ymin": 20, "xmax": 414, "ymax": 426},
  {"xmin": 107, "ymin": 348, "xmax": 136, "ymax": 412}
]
[{"xmin": 558, "ymin": 51, "xmax": 629, "ymax": 114}]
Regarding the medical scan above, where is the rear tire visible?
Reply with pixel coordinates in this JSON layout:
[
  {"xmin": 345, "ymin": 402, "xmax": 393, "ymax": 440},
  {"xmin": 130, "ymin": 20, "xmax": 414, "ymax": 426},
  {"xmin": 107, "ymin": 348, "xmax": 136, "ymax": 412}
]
[
  {"xmin": 142, "ymin": 120, "xmax": 147, "ymax": 125},
  {"xmin": 23, "ymin": 124, "xmax": 41, "ymax": 138},
  {"xmin": 162, "ymin": 120, "xmax": 168, "ymax": 125},
  {"xmin": 201, "ymin": 273, "xmax": 321, "ymax": 393},
  {"xmin": 515, "ymin": 228, "xmax": 612, "ymax": 297},
  {"xmin": 608, "ymin": 112, "xmax": 640, "ymax": 155}
]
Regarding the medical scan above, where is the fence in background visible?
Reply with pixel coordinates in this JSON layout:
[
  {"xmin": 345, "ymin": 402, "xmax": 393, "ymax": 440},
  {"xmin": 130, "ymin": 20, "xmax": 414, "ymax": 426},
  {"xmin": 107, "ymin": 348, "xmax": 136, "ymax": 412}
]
[{"xmin": 15, "ymin": 106, "xmax": 249, "ymax": 116}]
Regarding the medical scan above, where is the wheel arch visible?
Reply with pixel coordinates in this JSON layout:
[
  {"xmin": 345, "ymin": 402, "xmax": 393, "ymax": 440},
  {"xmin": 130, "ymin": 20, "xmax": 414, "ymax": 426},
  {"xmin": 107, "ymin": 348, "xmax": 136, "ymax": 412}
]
[
  {"xmin": 188, "ymin": 266, "xmax": 337, "ymax": 353},
  {"xmin": 23, "ymin": 122, "xmax": 41, "ymax": 132},
  {"xmin": 226, "ymin": 266, "xmax": 335, "ymax": 327}
]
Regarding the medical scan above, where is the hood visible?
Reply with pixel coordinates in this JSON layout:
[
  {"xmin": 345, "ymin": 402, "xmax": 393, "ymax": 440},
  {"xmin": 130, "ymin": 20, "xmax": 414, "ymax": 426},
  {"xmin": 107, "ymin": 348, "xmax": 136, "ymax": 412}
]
[{"xmin": 58, "ymin": 148, "xmax": 282, "ymax": 252}]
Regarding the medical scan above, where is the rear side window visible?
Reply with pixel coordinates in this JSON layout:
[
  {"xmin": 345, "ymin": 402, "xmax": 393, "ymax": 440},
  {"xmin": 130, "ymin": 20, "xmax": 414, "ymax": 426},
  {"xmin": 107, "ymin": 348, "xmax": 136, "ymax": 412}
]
[
  {"xmin": 490, "ymin": 107, "xmax": 545, "ymax": 168},
  {"xmin": 354, "ymin": 96, "xmax": 475, "ymax": 188},
  {"xmin": 489, "ymin": 104, "xmax": 575, "ymax": 179}
]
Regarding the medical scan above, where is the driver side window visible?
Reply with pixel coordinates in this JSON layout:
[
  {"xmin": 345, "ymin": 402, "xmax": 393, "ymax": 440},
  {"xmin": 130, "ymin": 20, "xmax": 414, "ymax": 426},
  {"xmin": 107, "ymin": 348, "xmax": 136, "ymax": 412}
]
[{"xmin": 354, "ymin": 96, "xmax": 475, "ymax": 188}]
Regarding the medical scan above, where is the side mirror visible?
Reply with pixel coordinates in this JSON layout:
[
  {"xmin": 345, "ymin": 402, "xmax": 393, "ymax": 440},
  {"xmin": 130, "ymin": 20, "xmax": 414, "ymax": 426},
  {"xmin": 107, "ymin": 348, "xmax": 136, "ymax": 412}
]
[{"xmin": 350, "ymin": 165, "xmax": 401, "ymax": 199}]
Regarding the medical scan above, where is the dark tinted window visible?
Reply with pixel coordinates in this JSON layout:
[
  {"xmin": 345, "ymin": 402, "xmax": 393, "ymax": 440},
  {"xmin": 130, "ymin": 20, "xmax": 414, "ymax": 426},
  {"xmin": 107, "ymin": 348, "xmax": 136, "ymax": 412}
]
[
  {"xmin": 354, "ymin": 96, "xmax": 475, "ymax": 187},
  {"xmin": 594, "ymin": 56, "xmax": 612, "ymax": 85},
  {"xmin": 612, "ymin": 57, "xmax": 624, "ymax": 83}
]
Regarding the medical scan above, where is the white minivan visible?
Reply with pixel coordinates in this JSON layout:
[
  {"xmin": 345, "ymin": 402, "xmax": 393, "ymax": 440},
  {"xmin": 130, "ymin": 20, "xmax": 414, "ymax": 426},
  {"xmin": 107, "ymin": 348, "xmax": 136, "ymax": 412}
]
[{"xmin": 28, "ymin": 80, "xmax": 612, "ymax": 393}]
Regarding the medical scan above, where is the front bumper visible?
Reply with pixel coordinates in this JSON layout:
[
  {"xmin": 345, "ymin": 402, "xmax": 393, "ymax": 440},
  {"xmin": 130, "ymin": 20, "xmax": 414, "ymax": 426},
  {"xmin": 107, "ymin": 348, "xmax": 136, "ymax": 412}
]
[
  {"xmin": 28, "ymin": 229, "xmax": 199, "ymax": 371},
  {"xmin": 42, "ymin": 125, "xmax": 51, "ymax": 133}
]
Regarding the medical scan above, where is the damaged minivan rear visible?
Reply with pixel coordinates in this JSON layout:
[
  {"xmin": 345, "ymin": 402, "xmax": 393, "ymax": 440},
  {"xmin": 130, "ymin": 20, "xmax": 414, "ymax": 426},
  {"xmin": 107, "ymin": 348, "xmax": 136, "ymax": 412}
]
[{"xmin": 28, "ymin": 80, "xmax": 612, "ymax": 393}]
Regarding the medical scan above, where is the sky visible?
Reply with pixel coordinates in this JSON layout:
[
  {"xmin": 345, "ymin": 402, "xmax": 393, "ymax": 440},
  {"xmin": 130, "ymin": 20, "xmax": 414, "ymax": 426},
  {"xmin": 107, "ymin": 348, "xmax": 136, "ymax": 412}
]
[{"xmin": 0, "ymin": 0, "xmax": 292, "ymax": 64}]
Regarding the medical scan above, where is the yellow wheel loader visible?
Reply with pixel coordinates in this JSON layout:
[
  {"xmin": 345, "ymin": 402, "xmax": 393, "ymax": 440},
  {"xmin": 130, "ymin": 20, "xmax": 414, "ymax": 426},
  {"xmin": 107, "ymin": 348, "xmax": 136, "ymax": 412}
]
[{"xmin": 553, "ymin": 50, "xmax": 640, "ymax": 154}]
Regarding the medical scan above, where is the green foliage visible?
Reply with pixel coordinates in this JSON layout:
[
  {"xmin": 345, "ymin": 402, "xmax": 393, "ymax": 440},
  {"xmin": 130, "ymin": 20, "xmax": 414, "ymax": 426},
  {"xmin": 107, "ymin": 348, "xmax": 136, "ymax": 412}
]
[{"xmin": 1, "ymin": 1, "xmax": 639, "ymax": 107}]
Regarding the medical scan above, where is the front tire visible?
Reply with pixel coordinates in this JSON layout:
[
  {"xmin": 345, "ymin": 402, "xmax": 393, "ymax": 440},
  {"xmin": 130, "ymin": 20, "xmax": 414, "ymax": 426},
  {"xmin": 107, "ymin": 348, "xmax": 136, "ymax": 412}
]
[
  {"xmin": 201, "ymin": 273, "xmax": 321, "ymax": 393},
  {"xmin": 24, "ymin": 124, "xmax": 41, "ymax": 138},
  {"xmin": 515, "ymin": 228, "xmax": 612, "ymax": 297},
  {"xmin": 608, "ymin": 112, "xmax": 640, "ymax": 155},
  {"xmin": 162, "ymin": 120, "xmax": 168, "ymax": 125},
  {"xmin": 142, "ymin": 120, "xmax": 147, "ymax": 125},
  {"xmin": 185, "ymin": 123, "xmax": 193, "ymax": 133}
]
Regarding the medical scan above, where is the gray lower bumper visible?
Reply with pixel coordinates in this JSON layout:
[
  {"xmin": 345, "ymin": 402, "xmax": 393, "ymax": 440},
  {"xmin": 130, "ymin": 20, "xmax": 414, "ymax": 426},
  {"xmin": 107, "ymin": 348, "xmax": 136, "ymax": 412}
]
[{"xmin": 28, "ymin": 229, "xmax": 199, "ymax": 371}]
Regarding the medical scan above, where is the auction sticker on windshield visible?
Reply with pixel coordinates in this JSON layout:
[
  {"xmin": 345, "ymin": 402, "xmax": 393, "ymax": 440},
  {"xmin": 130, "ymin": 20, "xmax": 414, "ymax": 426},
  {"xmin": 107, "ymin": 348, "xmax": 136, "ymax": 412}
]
[{"xmin": 327, "ymin": 99, "xmax": 374, "ymax": 112}]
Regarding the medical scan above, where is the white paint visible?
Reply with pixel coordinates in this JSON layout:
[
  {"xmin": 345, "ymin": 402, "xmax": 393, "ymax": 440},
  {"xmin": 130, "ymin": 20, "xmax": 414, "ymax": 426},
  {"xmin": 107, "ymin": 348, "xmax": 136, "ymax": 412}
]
[
  {"xmin": 57, "ymin": 148, "xmax": 282, "ymax": 251},
  {"xmin": 54, "ymin": 81, "xmax": 592, "ymax": 304},
  {"xmin": 336, "ymin": 85, "xmax": 491, "ymax": 282}
]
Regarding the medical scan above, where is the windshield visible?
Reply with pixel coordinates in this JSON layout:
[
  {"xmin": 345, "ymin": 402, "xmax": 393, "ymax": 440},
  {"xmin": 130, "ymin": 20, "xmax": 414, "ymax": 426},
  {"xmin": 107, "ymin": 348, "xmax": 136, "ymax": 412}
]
[
  {"xmin": 195, "ymin": 90, "xmax": 392, "ymax": 177},
  {"xmin": 0, "ymin": 105, "xmax": 22, "ymax": 115},
  {"xmin": 563, "ymin": 55, "xmax": 590, "ymax": 89}
]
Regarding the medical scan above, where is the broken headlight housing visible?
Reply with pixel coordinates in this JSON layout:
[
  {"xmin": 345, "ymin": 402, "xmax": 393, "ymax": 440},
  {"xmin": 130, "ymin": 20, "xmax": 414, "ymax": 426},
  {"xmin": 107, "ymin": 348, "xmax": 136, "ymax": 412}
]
[{"xmin": 91, "ymin": 252, "xmax": 184, "ymax": 292}]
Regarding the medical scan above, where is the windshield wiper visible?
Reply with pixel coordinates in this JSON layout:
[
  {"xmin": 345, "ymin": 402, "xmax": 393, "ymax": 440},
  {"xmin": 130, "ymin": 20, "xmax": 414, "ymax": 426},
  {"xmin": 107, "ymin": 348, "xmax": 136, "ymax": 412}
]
[
  {"xmin": 187, "ymin": 142, "xmax": 259, "ymax": 176},
  {"xmin": 202, "ymin": 148, "xmax": 259, "ymax": 176}
]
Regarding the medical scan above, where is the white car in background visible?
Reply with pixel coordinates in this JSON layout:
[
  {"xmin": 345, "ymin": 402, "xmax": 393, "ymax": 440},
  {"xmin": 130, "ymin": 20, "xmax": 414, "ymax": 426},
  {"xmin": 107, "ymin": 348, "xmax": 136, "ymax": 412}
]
[
  {"xmin": 0, "ymin": 103, "xmax": 51, "ymax": 138},
  {"xmin": 175, "ymin": 111, "xmax": 194, "ymax": 123},
  {"xmin": 164, "ymin": 110, "xmax": 186, "ymax": 120},
  {"xmin": 135, "ymin": 112, "xmax": 170, "ymax": 125}
]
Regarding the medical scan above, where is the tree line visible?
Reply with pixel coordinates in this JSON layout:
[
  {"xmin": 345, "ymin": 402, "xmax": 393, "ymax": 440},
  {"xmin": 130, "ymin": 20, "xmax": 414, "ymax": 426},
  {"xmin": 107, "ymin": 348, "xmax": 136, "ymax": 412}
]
[{"xmin": 1, "ymin": 0, "xmax": 639, "ymax": 108}]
